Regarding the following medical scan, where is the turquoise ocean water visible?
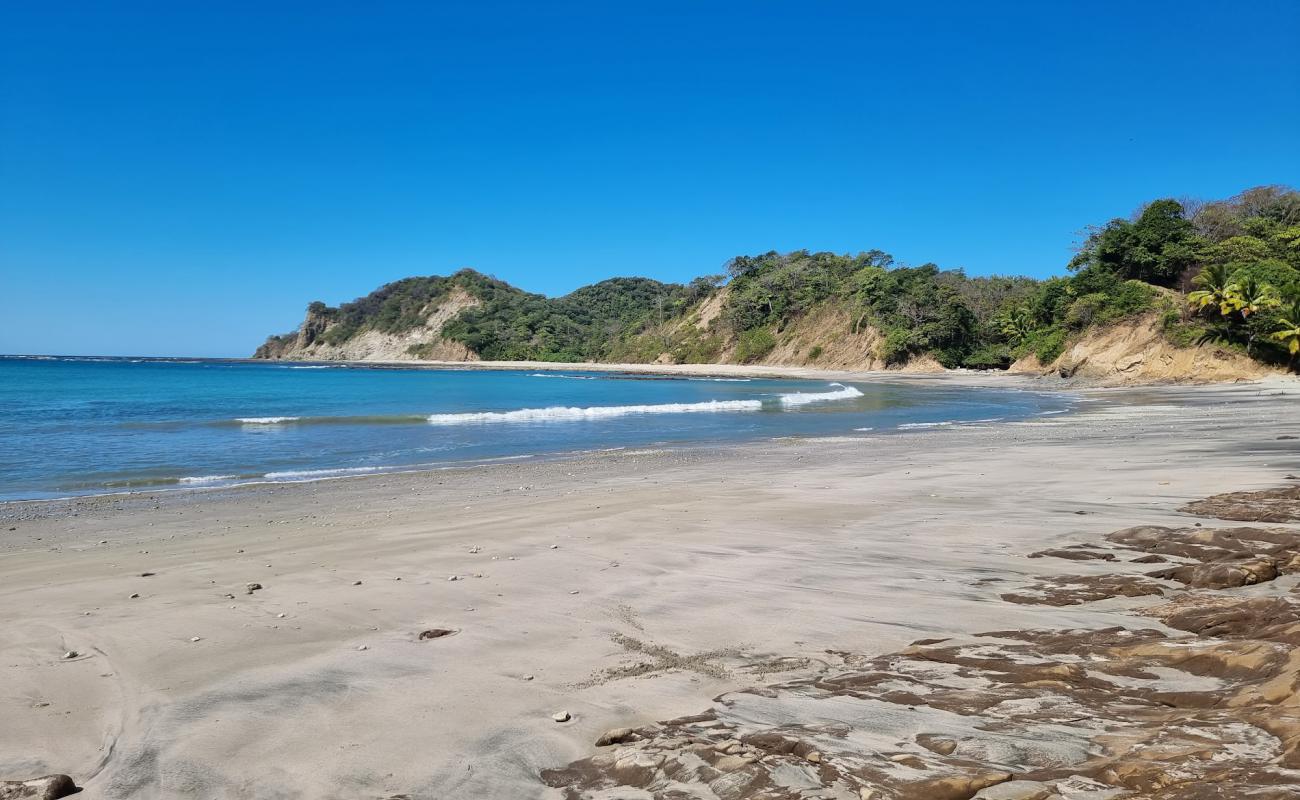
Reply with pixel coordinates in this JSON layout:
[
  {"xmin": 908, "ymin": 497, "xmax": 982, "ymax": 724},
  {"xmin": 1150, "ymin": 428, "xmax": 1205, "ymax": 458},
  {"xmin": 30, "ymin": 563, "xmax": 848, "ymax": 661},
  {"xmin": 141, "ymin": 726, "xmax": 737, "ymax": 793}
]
[{"xmin": 0, "ymin": 356, "xmax": 1072, "ymax": 501}]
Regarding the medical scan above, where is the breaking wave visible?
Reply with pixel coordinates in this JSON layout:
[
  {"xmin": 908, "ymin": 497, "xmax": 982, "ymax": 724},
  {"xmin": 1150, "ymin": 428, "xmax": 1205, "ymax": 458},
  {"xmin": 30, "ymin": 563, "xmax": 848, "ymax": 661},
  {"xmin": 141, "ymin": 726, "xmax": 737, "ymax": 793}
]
[
  {"xmin": 427, "ymin": 399, "xmax": 764, "ymax": 424},
  {"xmin": 236, "ymin": 416, "xmax": 301, "ymax": 424},
  {"xmin": 777, "ymin": 383, "xmax": 864, "ymax": 407}
]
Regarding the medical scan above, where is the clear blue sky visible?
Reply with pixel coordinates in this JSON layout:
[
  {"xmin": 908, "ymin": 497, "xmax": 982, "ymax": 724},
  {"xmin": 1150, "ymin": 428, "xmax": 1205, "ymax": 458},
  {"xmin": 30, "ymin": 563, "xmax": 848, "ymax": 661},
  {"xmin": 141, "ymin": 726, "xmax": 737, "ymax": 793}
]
[{"xmin": 2, "ymin": 1, "xmax": 1297, "ymax": 357}]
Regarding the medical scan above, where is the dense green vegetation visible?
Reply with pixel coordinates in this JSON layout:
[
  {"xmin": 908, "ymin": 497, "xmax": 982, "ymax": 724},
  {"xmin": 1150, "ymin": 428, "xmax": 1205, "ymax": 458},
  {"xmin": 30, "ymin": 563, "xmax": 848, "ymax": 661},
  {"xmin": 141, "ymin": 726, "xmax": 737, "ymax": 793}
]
[{"xmin": 260, "ymin": 185, "xmax": 1300, "ymax": 372}]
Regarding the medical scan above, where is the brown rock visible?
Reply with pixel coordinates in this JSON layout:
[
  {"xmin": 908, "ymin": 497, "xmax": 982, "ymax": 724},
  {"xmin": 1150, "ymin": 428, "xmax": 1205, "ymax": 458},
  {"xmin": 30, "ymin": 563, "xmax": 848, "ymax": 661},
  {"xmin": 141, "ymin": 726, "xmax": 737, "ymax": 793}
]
[
  {"xmin": 595, "ymin": 727, "xmax": 635, "ymax": 747},
  {"xmin": 0, "ymin": 775, "xmax": 78, "ymax": 800}
]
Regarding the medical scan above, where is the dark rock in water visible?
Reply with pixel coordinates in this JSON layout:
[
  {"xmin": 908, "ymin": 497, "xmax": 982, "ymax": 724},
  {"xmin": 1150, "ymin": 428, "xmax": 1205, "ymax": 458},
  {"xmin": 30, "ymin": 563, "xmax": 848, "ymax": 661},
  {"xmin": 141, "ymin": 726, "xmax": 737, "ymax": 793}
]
[
  {"xmin": 0, "ymin": 774, "xmax": 78, "ymax": 799},
  {"xmin": 1130, "ymin": 553, "xmax": 1167, "ymax": 564},
  {"xmin": 418, "ymin": 628, "xmax": 457, "ymax": 640},
  {"xmin": 1027, "ymin": 548, "xmax": 1116, "ymax": 562}
]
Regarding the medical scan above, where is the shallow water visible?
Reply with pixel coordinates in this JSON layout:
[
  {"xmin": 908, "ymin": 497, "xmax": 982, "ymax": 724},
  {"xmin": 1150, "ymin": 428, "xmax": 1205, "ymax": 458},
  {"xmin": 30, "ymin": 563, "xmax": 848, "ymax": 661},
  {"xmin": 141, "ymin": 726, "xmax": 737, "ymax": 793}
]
[{"xmin": 0, "ymin": 356, "xmax": 1072, "ymax": 500}]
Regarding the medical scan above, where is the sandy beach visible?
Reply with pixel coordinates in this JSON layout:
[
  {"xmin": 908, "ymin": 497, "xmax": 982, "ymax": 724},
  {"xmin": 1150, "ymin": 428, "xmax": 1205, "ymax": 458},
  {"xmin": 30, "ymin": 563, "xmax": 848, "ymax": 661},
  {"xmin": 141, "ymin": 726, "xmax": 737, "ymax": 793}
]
[{"xmin": 3, "ymin": 374, "xmax": 1298, "ymax": 799}]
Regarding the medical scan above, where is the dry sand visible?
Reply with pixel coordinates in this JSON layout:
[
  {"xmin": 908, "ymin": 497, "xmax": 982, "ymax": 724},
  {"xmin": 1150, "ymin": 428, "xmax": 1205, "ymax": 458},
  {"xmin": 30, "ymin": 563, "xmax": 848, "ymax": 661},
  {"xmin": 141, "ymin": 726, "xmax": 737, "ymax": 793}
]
[{"xmin": 1, "ymin": 375, "xmax": 1297, "ymax": 798}]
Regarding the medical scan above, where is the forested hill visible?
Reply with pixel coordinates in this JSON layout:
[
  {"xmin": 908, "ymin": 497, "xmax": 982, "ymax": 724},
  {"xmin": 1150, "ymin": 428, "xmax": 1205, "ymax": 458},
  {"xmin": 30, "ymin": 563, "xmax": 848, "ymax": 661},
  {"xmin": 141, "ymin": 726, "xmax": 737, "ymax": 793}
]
[{"xmin": 254, "ymin": 185, "xmax": 1300, "ymax": 379}]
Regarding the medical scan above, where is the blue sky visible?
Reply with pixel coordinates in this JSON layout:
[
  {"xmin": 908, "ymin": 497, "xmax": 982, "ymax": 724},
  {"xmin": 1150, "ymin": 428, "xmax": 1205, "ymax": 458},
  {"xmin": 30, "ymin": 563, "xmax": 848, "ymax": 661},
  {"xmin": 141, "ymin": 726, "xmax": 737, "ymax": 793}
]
[{"xmin": 2, "ymin": 1, "xmax": 1298, "ymax": 357}]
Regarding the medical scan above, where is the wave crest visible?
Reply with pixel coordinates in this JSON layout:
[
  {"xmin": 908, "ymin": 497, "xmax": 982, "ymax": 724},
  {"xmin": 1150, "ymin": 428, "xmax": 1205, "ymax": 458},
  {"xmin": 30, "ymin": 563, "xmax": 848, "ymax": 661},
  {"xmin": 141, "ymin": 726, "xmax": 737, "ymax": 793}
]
[
  {"xmin": 777, "ymin": 383, "xmax": 864, "ymax": 407},
  {"xmin": 427, "ymin": 399, "xmax": 763, "ymax": 424}
]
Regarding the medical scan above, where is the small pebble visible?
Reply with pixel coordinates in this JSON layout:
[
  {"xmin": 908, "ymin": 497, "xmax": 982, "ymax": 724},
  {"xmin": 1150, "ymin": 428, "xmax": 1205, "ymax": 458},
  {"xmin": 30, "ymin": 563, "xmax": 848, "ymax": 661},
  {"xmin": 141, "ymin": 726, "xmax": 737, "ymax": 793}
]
[
  {"xmin": 129, "ymin": 593, "xmax": 140, "ymax": 599},
  {"xmin": 189, "ymin": 637, "xmax": 201, "ymax": 643},
  {"xmin": 63, "ymin": 651, "xmax": 78, "ymax": 660},
  {"xmin": 357, "ymin": 644, "xmax": 368, "ymax": 651},
  {"xmin": 552, "ymin": 710, "xmax": 571, "ymax": 723}
]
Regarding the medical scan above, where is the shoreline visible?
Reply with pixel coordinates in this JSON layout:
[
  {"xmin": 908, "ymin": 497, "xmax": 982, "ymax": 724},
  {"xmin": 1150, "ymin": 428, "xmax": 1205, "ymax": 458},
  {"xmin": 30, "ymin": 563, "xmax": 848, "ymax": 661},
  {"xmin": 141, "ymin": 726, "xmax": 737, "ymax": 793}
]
[
  {"xmin": 2, "ymin": 381, "xmax": 1297, "ymax": 797},
  {"xmin": 1, "ymin": 370, "xmax": 1085, "ymax": 511}
]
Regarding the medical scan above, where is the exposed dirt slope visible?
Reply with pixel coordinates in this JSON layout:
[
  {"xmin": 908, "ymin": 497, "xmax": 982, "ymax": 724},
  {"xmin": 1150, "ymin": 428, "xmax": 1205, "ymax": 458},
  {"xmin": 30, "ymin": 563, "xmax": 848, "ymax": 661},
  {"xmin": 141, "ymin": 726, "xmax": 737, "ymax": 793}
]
[
  {"xmin": 1009, "ymin": 313, "xmax": 1279, "ymax": 385},
  {"xmin": 254, "ymin": 287, "xmax": 480, "ymax": 362}
]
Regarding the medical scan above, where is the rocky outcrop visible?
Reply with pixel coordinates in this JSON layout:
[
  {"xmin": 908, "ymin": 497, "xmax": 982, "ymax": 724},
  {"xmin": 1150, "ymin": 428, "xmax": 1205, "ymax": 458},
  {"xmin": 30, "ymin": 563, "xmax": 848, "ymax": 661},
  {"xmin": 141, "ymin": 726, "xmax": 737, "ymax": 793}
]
[
  {"xmin": 1010, "ymin": 314, "xmax": 1279, "ymax": 385},
  {"xmin": 541, "ymin": 487, "xmax": 1300, "ymax": 799},
  {"xmin": 254, "ymin": 287, "xmax": 481, "ymax": 362}
]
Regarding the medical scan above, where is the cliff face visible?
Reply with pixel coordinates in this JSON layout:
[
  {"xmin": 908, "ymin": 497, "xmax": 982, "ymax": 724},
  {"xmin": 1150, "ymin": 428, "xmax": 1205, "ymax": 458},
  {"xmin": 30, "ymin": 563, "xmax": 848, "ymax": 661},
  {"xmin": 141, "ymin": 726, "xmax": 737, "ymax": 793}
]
[
  {"xmin": 255, "ymin": 287, "xmax": 480, "ymax": 362},
  {"xmin": 1009, "ymin": 314, "xmax": 1279, "ymax": 385}
]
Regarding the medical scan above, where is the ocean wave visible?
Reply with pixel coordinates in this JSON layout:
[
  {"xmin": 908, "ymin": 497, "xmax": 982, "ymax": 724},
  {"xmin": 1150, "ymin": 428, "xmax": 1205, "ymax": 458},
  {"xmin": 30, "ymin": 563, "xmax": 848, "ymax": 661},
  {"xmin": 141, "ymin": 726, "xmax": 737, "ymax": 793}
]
[
  {"xmin": 528, "ymin": 372, "xmax": 597, "ymax": 380},
  {"xmin": 777, "ymin": 383, "xmax": 864, "ymax": 407},
  {"xmin": 236, "ymin": 416, "xmax": 301, "ymax": 424},
  {"xmin": 178, "ymin": 474, "xmax": 243, "ymax": 484},
  {"xmin": 685, "ymin": 377, "xmax": 752, "ymax": 382},
  {"xmin": 897, "ymin": 420, "xmax": 955, "ymax": 429},
  {"xmin": 427, "ymin": 399, "xmax": 764, "ymax": 424},
  {"xmin": 263, "ymin": 466, "xmax": 387, "ymax": 479}
]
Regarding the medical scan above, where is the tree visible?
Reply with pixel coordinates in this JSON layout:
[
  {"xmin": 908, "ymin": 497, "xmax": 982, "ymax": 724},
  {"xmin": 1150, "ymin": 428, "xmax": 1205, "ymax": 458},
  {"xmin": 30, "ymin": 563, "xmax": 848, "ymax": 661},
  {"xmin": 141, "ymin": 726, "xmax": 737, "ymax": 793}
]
[
  {"xmin": 1273, "ymin": 298, "xmax": 1300, "ymax": 367},
  {"xmin": 1187, "ymin": 263, "xmax": 1236, "ymax": 316},
  {"xmin": 1072, "ymin": 199, "xmax": 1205, "ymax": 287}
]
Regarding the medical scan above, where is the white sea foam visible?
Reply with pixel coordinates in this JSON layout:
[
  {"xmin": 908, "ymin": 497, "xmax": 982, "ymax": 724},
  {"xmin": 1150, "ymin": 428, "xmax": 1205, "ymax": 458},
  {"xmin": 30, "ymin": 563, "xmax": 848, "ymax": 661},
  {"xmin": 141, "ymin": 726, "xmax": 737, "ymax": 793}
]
[
  {"xmin": 236, "ymin": 416, "xmax": 301, "ymax": 424},
  {"xmin": 854, "ymin": 427, "xmax": 874, "ymax": 432},
  {"xmin": 178, "ymin": 474, "xmax": 240, "ymax": 485},
  {"xmin": 897, "ymin": 420, "xmax": 955, "ymax": 429},
  {"xmin": 686, "ymin": 377, "xmax": 752, "ymax": 382},
  {"xmin": 427, "ymin": 399, "xmax": 763, "ymax": 424},
  {"xmin": 777, "ymin": 383, "xmax": 864, "ymax": 407},
  {"xmin": 528, "ymin": 372, "xmax": 596, "ymax": 380},
  {"xmin": 263, "ymin": 466, "xmax": 386, "ymax": 479}
]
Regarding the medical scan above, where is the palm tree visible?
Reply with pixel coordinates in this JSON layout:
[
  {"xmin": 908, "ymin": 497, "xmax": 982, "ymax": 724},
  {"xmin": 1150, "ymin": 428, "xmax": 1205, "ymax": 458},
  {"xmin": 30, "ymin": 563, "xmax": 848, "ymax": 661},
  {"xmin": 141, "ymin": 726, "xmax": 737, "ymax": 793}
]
[
  {"xmin": 1273, "ymin": 299, "xmax": 1300, "ymax": 369},
  {"xmin": 1187, "ymin": 263, "xmax": 1235, "ymax": 316},
  {"xmin": 996, "ymin": 305, "xmax": 1036, "ymax": 342},
  {"xmin": 1225, "ymin": 277, "xmax": 1281, "ymax": 356},
  {"xmin": 1225, "ymin": 275, "xmax": 1281, "ymax": 320}
]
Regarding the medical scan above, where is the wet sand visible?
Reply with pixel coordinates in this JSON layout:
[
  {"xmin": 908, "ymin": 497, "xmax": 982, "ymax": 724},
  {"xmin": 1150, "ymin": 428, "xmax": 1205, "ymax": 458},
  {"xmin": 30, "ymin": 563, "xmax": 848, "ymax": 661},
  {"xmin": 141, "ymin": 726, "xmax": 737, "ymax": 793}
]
[{"xmin": 1, "ymin": 377, "xmax": 1297, "ymax": 798}]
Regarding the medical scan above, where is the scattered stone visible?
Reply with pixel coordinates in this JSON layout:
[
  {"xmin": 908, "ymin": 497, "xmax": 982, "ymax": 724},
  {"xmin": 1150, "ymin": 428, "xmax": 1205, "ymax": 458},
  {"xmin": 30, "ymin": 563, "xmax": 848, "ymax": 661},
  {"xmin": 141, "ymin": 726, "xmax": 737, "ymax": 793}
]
[
  {"xmin": 550, "ymin": 544, "xmax": 559, "ymax": 549},
  {"xmin": 189, "ymin": 637, "xmax": 201, "ymax": 643},
  {"xmin": 357, "ymin": 645, "xmax": 368, "ymax": 651},
  {"xmin": 61, "ymin": 651, "xmax": 78, "ymax": 660},
  {"xmin": 447, "ymin": 575, "xmax": 460, "ymax": 582},
  {"xmin": 522, "ymin": 674, "xmax": 534, "ymax": 681},
  {"xmin": 352, "ymin": 580, "xmax": 362, "ymax": 586},
  {"xmin": 552, "ymin": 710, "xmax": 571, "ymax": 723},
  {"xmin": 129, "ymin": 593, "xmax": 140, "ymax": 599},
  {"xmin": 139, "ymin": 572, "xmax": 155, "ymax": 577},
  {"xmin": 245, "ymin": 582, "xmax": 263, "ymax": 594},
  {"xmin": 0, "ymin": 774, "xmax": 78, "ymax": 799},
  {"xmin": 276, "ymin": 613, "xmax": 286, "ymax": 619},
  {"xmin": 418, "ymin": 628, "xmax": 457, "ymax": 640}
]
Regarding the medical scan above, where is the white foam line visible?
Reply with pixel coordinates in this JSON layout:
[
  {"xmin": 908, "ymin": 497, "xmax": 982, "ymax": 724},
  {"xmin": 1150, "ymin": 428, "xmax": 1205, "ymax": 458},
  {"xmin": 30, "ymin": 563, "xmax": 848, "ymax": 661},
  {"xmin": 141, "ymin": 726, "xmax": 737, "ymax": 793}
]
[
  {"xmin": 777, "ymin": 382, "xmax": 864, "ymax": 407},
  {"xmin": 427, "ymin": 399, "xmax": 763, "ymax": 424},
  {"xmin": 236, "ymin": 416, "xmax": 301, "ymax": 424},
  {"xmin": 178, "ymin": 474, "xmax": 240, "ymax": 485}
]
